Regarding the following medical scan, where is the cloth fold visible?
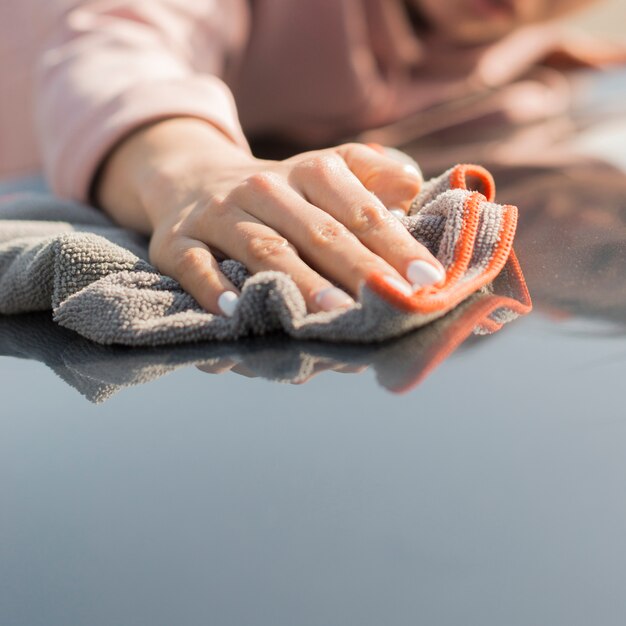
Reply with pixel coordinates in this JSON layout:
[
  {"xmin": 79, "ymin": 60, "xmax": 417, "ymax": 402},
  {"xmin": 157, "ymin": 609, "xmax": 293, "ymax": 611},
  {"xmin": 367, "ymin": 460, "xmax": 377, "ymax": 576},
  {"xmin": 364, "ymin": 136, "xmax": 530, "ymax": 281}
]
[{"xmin": 0, "ymin": 163, "xmax": 531, "ymax": 345}]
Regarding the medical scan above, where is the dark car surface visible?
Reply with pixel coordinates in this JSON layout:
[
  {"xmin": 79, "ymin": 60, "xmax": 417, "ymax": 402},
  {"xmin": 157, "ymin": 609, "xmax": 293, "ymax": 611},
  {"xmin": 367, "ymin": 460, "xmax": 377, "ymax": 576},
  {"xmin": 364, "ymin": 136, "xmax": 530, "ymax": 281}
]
[{"xmin": 2, "ymin": 69, "xmax": 626, "ymax": 626}]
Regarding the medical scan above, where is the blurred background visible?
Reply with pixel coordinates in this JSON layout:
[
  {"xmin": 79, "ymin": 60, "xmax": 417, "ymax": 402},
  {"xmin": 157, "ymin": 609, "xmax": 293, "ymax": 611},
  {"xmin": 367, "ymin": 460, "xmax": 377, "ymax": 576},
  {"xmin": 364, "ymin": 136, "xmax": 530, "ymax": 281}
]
[{"xmin": 566, "ymin": 0, "xmax": 625, "ymax": 35}]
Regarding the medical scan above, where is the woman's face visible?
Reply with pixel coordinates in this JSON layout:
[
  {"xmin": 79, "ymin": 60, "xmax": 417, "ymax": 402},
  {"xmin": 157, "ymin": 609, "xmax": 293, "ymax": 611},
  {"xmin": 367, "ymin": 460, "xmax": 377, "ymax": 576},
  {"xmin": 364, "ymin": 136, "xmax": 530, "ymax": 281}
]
[{"xmin": 414, "ymin": 0, "xmax": 599, "ymax": 44}]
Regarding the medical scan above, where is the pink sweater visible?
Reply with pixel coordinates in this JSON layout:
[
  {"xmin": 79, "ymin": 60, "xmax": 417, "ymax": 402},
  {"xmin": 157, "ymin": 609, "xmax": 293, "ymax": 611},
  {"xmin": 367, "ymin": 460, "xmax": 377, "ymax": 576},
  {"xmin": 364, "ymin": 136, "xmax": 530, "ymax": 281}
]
[{"xmin": 1, "ymin": 0, "xmax": 562, "ymax": 201}]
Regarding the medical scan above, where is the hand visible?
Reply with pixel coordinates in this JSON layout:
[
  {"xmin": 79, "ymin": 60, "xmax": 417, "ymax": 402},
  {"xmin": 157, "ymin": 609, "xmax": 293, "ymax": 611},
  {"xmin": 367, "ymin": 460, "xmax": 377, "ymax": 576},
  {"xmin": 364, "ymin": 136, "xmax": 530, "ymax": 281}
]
[{"xmin": 96, "ymin": 119, "xmax": 446, "ymax": 316}]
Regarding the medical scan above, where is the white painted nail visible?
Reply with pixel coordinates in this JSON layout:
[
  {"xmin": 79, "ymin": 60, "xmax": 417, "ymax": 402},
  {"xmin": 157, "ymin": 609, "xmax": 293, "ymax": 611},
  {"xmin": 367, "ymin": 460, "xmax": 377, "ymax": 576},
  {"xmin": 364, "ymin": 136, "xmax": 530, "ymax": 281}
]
[
  {"xmin": 217, "ymin": 290, "xmax": 239, "ymax": 317},
  {"xmin": 406, "ymin": 260, "xmax": 446, "ymax": 288},
  {"xmin": 380, "ymin": 275, "xmax": 413, "ymax": 297},
  {"xmin": 314, "ymin": 287, "xmax": 354, "ymax": 311},
  {"xmin": 389, "ymin": 208, "xmax": 406, "ymax": 219},
  {"xmin": 403, "ymin": 164, "xmax": 423, "ymax": 180}
]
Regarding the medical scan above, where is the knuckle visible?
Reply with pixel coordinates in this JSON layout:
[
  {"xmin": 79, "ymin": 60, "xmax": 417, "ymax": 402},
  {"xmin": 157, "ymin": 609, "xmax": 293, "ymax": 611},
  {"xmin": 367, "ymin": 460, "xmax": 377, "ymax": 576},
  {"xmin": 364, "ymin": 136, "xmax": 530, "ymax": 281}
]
[
  {"xmin": 350, "ymin": 203, "xmax": 395, "ymax": 237},
  {"xmin": 149, "ymin": 228, "xmax": 179, "ymax": 271},
  {"xmin": 246, "ymin": 235, "xmax": 292, "ymax": 264},
  {"xmin": 339, "ymin": 142, "xmax": 366, "ymax": 158},
  {"xmin": 319, "ymin": 153, "xmax": 344, "ymax": 171},
  {"xmin": 241, "ymin": 171, "xmax": 282, "ymax": 196},
  {"xmin": 298, "ymin": 153, "xmax": 343, "ymax": 179},
  {"xmin": 174, "ymin": 247, "xmax": 206, "ymax": 277},
  {"xmin": 308, "ymin": 219, "xmax": 350, "ymax": 248},
  {"xmin": 205, "ymin": 194, "xmax": 230, "ymax": 219}
]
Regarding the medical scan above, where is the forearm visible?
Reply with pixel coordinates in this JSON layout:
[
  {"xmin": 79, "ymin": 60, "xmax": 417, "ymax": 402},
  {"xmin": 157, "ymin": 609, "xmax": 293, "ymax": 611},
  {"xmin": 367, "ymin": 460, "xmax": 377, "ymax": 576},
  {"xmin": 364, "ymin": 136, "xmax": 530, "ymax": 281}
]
[
  {"xmin": 94, "ymin": 117, "xmax": 260, "ymax": 235},
  {"xmin": 36, "ymin": 1, "xmax": 250, "ymax": 201}
]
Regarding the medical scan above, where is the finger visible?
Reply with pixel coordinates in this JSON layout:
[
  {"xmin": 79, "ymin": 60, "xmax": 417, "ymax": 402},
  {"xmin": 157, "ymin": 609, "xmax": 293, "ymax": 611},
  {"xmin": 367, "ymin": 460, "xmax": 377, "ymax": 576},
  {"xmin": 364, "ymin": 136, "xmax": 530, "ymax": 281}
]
[
  {"xmin": 200, "ymin": 196, "xmax": 354, "ymax": 313},
  {"xmin": 155, "ymin": 235, "xmax": 241, "ymax": 316},
  {"xmin": 196, "ymin": 359, "xmax": 237, "ymax": 374},
  {"xmin": 230, "ymin": 172, "xmax": 416, "ymax": 297},
  {"xmin": 292, "ymin": 154, "xmax": 446, "ymax": 290},
  {"xmin": 291, "ymin": 358, "xmax": 344, "ymax": 384},
  {"xmin": 333, "ymin": 363, "xmax": 369, "ymax": 374},
  {"xmin": 230, "ymin": 363, "xmax": 260, "ymax": 378},
  {"xmin": 335, "ymin": 142, "xmax": 423, "ymax": 215}
]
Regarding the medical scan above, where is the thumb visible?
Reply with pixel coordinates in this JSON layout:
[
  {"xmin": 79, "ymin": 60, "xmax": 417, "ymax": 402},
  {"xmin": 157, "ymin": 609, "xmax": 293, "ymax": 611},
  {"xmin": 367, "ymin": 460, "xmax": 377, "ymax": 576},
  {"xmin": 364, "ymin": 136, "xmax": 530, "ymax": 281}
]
[{"xmin": 335, "ymin": 143, "xmax": 423, "ymax": 216}]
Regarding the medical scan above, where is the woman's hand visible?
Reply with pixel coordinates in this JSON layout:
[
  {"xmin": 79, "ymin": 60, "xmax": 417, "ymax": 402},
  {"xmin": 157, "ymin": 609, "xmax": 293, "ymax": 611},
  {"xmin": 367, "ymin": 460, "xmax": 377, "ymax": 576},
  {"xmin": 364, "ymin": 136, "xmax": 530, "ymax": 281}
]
[{"xmin": 96, "ymin": 118, "xmax": 445, "ymax": 316}]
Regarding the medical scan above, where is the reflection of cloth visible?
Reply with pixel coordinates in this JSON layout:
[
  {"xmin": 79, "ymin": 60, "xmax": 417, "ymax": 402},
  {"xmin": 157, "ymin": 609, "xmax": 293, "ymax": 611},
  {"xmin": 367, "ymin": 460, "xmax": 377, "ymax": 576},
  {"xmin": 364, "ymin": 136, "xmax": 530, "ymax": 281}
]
[
  {"xmin": 0, "ymin": 267, "xmax": 531, "ymax": 403},
  {"xmin": 0, "ymin": 164, "xmax": 530, "ymax": 346}
]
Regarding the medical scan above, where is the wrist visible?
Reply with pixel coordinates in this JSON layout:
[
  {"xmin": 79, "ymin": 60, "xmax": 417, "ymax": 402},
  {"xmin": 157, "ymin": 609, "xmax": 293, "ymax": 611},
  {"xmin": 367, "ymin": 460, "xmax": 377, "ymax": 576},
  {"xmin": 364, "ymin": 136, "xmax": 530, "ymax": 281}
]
[
  {"xmin": 95, "ymin": 117, "xmax": 261, "ymax": 233},
  {"xmin": 139, "ymin": 120, "xmax": 266, "ymax": 228}
]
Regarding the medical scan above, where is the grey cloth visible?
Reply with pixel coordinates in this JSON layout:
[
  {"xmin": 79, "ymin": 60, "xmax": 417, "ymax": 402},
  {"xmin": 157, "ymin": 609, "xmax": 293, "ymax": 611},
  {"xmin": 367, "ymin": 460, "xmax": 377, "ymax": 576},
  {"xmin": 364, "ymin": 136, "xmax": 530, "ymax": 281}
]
[{"xmin": 0, "ymin": 165, "xmax": 523, "ymax": 346}]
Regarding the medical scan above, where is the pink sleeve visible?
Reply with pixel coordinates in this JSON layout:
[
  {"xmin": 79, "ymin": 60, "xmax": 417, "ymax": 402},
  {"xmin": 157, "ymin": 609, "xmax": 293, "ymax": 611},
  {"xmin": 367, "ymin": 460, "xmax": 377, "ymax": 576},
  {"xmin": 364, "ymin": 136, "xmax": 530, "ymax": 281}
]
[{"xmin": 35, "ymin": 0, "xmax": 251, "ymax": 202}]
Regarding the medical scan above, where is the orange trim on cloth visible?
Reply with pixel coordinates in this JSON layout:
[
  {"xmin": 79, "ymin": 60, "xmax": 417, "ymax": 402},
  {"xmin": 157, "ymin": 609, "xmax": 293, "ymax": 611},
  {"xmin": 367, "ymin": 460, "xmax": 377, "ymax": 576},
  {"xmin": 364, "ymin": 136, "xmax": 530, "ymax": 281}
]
[
  {"xmin": 449, "ymin": 163, "xmax": 496, "ymax": 202},
  {"xmin": 365, "ymin": 163, "xmax": 530, "ymax": 319},
  {"xmin": 388, "ymin": 252, "xmax": 533, "ymax": 394}
]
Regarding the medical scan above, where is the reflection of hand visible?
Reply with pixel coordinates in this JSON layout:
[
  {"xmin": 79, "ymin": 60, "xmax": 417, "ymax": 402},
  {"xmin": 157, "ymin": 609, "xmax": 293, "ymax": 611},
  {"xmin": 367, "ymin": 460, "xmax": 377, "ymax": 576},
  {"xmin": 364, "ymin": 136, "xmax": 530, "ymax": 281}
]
[
  {"xmin": 196, "ymin": 357, "xmax": 368, "ymax": 383},
  {"xmin": 96, "ymin": 119, "xmax": 445, "ymax": 318}
]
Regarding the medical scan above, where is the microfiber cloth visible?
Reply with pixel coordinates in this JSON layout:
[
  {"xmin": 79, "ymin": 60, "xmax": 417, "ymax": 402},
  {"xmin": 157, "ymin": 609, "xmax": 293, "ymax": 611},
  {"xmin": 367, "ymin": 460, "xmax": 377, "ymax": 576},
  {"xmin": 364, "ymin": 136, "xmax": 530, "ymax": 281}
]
[{"xmin": 0, "ymin": 163, "xmax": 531, "ymax": 346}]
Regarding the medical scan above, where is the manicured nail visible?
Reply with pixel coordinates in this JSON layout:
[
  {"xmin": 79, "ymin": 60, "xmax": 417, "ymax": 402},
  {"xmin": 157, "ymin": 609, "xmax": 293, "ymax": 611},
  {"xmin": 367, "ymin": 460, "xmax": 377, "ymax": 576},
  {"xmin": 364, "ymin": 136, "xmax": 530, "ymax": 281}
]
[
  {"xmin": 381, "ymin": 275, "xmax": 413, "ymax": 296},
  {"xmin": 314, "ymin": 287, "xmax": 354, "ymax": 311},
  {"xmin": 403, "ymin": 164, "xmax": 423, "ymax": 179},
  {"xmin": 217, "ymin": 290, "xmax": 239, "ymax": 317},
  {"xmin": 406, "ymin": 260, "xmax": 446, "ymax": 288},
  {"xmin": 389, "ymin": 208, "xmax": 406, "ymax": 219}
]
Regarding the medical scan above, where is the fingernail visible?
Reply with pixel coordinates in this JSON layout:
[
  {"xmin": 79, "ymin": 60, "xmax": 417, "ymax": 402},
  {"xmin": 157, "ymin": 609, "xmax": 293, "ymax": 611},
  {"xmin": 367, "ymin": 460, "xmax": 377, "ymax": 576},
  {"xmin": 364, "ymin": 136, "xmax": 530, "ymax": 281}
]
[
  {"xmin": 218, "ymin": 290, "xmax": 239, "ymax": 317},
  {"xmin": 381, "ymin": 275, "xmax": 413, "ymax": 296},
  {"xmin": 403, "ymin": 164, "xmax": 423, "ymax": 180},
  {"xmin": 314, "ymin": 287, "xmax": 354, "ymax": 311},
  {"xmin": 389, "ymin": 208, "xmax": 406, "ymax": 219},
  {"xmin": 406, "ymin": 260, "xmax": 446, "ymax": 288}
]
